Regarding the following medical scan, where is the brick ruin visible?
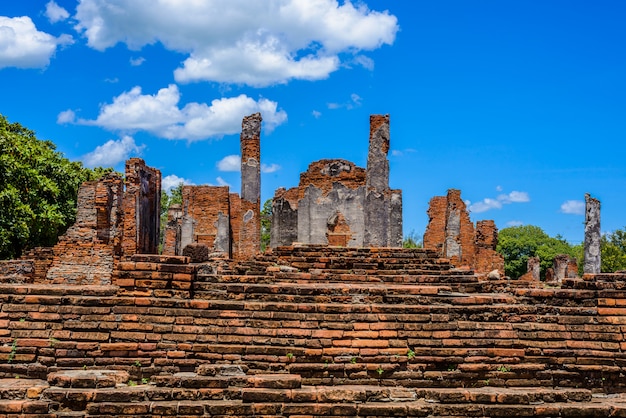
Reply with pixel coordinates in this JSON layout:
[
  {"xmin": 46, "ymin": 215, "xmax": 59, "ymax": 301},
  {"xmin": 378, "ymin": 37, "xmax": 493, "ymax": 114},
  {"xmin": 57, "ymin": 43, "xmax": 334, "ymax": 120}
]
[
  {"xmin": 271, "ymin": 115, "xmax": 402, "ymax": 248},
  {"xmin": 162, "ymin": 113, "xmax": 261, "ymax": 260},
  {"xmin": 423, "ymin": 189, "xmax": 505, "ymax": 275},
  {"xmin": 1, "ymin": 113, "xmax": 626, "ymax": 416}
]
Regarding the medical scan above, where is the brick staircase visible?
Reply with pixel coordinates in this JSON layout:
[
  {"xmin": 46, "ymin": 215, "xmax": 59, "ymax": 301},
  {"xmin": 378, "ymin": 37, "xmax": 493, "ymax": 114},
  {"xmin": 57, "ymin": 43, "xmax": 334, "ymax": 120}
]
[{"xmin": 2, "ymin": 245, "xmax": 626, "ymax": 416}]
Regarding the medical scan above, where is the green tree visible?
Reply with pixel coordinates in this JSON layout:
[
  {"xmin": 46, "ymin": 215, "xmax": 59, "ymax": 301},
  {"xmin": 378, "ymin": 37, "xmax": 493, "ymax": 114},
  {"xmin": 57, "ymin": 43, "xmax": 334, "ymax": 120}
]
[
  {"xmin": 159, "ymin": 183, "xmax": 184, "ymax": 251},
  {"xmin": 403, "ymin": 229, "xmax": 423, "ymax": 248},
  {"xmin": 261, "ymin": 198, "xmax": 272, "ymax": 251},
  {"xmin": 497, "ymin": 225, "xmax": 579, "ymax": 279},
  {"xmin": 0, "ymin": 114, "xmax": 106, "ymax": 259},
  {"xmin": 601, "ymin": 228, "xmax": 626, "ymax": 273}
]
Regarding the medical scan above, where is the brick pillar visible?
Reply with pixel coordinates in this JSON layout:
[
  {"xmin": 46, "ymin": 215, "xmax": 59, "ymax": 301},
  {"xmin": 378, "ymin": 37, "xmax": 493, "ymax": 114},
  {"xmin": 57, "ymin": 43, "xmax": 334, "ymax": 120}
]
[
  {"xmin": 584, "ymin": 193, "xmax": 601, "ymax": 274},
  {"xmin": 364, "ymin": 114, "xmax": 402, "ymax": 247},
  {"xmin": 238, "ymin": 113, "xmax": 262, "ymax": 258},
  {"xmin": 122, "ymin": 158, "xmax": 161, "ymax": 257}
]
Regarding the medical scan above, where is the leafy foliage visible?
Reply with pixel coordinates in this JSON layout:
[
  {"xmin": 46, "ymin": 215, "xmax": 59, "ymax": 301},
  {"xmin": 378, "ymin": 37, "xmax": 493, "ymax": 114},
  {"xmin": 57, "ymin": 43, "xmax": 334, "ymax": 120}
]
[
  {"xmin": 497, "ymin": 225, "xmax": 580, "ymax": 279},
  {"xmin": 0, "ymin": 114, "xmax": 105, "ymax": 259},
  {"xmin": 601, "ymin": 228, "xmax": 626, "ymax": 273},
  {"xmin": 402, "ymin": 229, "xmax": 423, "ymax": 248},
  {"xmin": 159, "ymin": 183, "xmax": 184, "ymax": 251},
  {"xmin": 261, "ymin": 198, "xmax": 272, "ymax": 251}
]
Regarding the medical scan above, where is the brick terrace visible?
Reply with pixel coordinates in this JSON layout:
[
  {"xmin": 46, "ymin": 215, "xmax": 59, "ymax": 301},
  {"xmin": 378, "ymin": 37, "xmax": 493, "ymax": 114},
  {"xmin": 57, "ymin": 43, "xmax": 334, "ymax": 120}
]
[{"xmin": 2, "ymin": 246, "xmax": 626, "ymax": 416}]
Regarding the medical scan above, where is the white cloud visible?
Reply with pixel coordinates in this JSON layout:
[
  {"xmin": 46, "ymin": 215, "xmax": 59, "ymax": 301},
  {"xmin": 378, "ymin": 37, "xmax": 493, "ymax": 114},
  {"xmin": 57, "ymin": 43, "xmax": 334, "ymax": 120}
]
[
  {"xmin": 328, "ymin": 93, "xmax": 362, "ymax": 110},
  {"xmin": 77, "ymin": 84, "xmax": 287, "ymax": 141},
  {"xmin": 351, "ymin": 55, "xmax": 374, "ymax": 70},
  {"xmin": 560, "ymin": 200, "xmax": 585, "ymax": 215},
  {"xmin": 261, "ymin": 163, "xmax": 281, "ymax": 173},
  {"xmin": 130, "ymin": 56, "xmax": 145, "ymax": 66},
  {"xmin": 496, "ymin": 185, "xmax": 503, "ymax": 192},
  {"xmin": 391, "ymin": 148, "xmax": 416, "ymax": 157},
  {"xmin": 469, "ymin": 191, "xmax": 530, "ymax": 213},
  {"xmin": 57, "ymin": 109, "xmax": 76, "ymax": 124},
  {"xmin": 73, "ymin": 0, "xmax": 398, "ymax": 86},
  {"xmin": 312, "ymin": 110, "xmax": 322, "ymax": 119},
  {"xmin": 216, "ymin": 176, "xmax": 230, "ymax": 187},
  {"xmin": 162, "ymin": 174, "xmax": 194, "ymax": 192},
  {"xmin": 217, "ymin": 155, "xmax": 241, "ymax": 172},
  {"xmin": 81, "ymin": 135, "xmax": 145, "ymax": 167},
  {"xmin": 0, "ymin": 16, "xmax": 72, "ymax": 69},
  {"xmin": 506, "ymin": 220, "xmax": 524, "ymax": 227},
  {"xmin": 45, "ymin": 1, "xmax": 70, "ymax": 23}
]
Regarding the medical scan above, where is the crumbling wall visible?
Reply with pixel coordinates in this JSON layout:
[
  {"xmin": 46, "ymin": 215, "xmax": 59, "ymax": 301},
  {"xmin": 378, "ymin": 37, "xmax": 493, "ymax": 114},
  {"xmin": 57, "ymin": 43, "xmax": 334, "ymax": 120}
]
[
  {"xmin": 424, "ymin": 189, "xmax": 503, "ymax": 274},
  {"xmin": 270, "ymin": 187, "xmax": 298, "ymax": 248},
  {"xmin": 270, "ymin": 115, "xmax": 402, "ymax": 248},
  {"xmin": 520, "ymin": 256, "xmax": 541, "ymax": 281},
  {"xmin": 584, "ymin": 193, "xmax": 601, "ymax": 274},
  {"xmin": 474, "ymin": 220, "xmax": 504, "ymax": 274},
  {"xmin": 121, "ymin": 159, "xmax": 161, "ymax": 257},
  {"xmin": 179, "ymin": 186, "xmax": 231, "ymax": 254},
  {"xmin": 45, "ymin": 173, "xmax": 124, "ymax": 284},
  {"xmin": 297, "ymin": 160, "xmax": 366, "ymax": 247},
  {"xmin": 549, "ymin": 254, "xmax": 579, "ymax": 285}
]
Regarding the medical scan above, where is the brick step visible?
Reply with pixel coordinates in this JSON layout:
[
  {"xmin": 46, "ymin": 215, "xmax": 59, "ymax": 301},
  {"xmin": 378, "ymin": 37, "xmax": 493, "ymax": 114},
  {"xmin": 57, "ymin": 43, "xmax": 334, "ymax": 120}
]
[
  {"xmin": 151, "ymin": 372, "xmax": 301, "ymax": 389},
  {"xmin": 0, "ymin": 284, "xmax": 118, "ymax": 297}
]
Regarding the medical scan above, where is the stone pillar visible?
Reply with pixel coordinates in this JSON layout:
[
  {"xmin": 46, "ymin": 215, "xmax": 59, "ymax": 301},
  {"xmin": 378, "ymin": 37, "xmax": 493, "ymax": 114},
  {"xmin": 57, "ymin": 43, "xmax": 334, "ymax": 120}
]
[
  {"xmin": 270, "ymin": 187, "xmax": 298, "ymax": 248},
  {"xmin": 238, "ymin": 113, "xmax": 262, "ymax": 258},
  {"xmin": 584, "ymin": 193, "xmax": 601, "ymax": 274},
  {"xmin": 364, "ymin": 114, "xmax": 401, "ymax": 247}
]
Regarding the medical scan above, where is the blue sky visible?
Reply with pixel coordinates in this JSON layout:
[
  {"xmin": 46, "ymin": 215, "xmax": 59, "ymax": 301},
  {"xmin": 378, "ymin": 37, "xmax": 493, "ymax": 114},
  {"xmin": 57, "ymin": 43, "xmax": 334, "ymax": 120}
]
[{"xmin": 1, "ymin": 1, "xmax": 624, "ymax": 245}]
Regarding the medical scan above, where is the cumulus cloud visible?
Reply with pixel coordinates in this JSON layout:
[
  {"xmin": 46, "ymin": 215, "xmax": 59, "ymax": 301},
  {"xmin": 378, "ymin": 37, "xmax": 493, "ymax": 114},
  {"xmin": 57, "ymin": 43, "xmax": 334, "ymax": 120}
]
[
  {"xmin": 506, "ymin": 220, "xmax": 524, "ymax": 227},
  {"xmin": 162, "ymin": 174, "xmax": 195, "ymax": 192},
  {"xmin": 73, "ymin": 0, "xmax": 398, "ymax": 86},
  {"xmin": 468, "ymin": 191, "xmax": 530, "ymax": 213},
  {"xmin": 261, "ymin": 163, "xmax": 281, "ymax": 173},
  {"xmin": 45, "ymin": 1, "xmax": 70, "ymax": 23},
  {"xmin": 76, "ymin": 84, "xmax": 287, "ymax": 141},
  {"xmin": 0, "ymin": 16, "xmax": 72, "ymax": 69},
  {"xmin": 81, "ymin": 135, "xmax": 145, "ymax": 167},
  {"xmin": 217, "ymin": 155, "xmax": 241, "ymax": 172},
  {"xmin": 560, "ymin": 200, "xmax": 585, "ymax": 215},
  {"xmin": 217, "ymin": 154, "xmax": 280, "ymax": 173},
  {"xmin": 57, "ymin": 109, "xmax": 76, "ymax": 124}
]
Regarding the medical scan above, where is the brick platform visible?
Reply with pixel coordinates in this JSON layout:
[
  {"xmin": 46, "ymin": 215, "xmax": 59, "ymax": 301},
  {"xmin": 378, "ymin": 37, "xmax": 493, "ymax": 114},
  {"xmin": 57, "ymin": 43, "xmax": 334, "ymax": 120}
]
[{"xmin": 3, "ymin": 246, "xmax": 626, "ymax": 416}]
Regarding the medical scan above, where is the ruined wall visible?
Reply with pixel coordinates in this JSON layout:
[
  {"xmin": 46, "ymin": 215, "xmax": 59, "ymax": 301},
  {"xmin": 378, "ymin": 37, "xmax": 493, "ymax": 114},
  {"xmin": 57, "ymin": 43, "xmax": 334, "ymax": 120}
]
[
  {"xmin": 180, "ymin": 186, "xmax": 231, "ymax": 254},
  {"xmin": 121, "ymin": 159, "xmax": 161, "ymax": 257},
  {"xmin": 584, "ymin": 193, "xmax": 601, "ymax": 274},
  {"xmin": 424, "ymin": 189, "xmax": 503, "ymax": 274},
  {"xmin": 238, "ymin": 113, "xmax": 262, "ymax": 258},
  {"xmin": 45, "ymin": 174, "xmax": 124, "ymax": 285},
  {"xmin": 270, "ymin": 115, "xmax": 402, "ymax": 249},
  {"xmin": 474, "ymin": 220, "xmax": 505, "ymax": 274},
  {"xmin": 270, "ymin": 187, "xmax": 298, "ymax": 248},
  {"xmin": 297, "ymin": 160, "xmax": 366, "ymax": 247}
]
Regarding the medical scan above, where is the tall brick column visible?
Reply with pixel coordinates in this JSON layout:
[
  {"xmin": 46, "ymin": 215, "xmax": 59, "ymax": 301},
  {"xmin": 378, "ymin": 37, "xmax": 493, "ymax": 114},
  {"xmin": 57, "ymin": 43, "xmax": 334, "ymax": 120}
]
[
  {"xmin": 122, "ymin": 158, "xmax": 161, "ymax": 257},
  {"xmin": 584, "ymin": 193, "xmax": 601, "ymax": 274},
  {"xmin": 238, "ymin": 113, "xmax": 262, "ymax": 258}
]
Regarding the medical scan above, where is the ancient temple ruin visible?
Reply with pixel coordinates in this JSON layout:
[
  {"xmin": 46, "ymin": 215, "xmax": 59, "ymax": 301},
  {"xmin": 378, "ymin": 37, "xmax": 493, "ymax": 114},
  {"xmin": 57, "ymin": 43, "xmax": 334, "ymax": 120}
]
[
  {"xmin": 271, "ymin": 115, "xmax": 402, "ymax": 248},
  {"xmin": 2, "ymin": 113, "xmax": 626, "ymax": 417}
]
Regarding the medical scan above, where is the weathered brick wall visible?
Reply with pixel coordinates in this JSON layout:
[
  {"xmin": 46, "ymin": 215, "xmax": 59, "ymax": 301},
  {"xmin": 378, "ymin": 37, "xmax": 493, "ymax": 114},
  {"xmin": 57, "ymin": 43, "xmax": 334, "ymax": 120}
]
[
  {"xmin": 0, "ymin": 260, "xmax": 34, "ymax": 284},
  {"xmin": 424, "ymin": 189, "xmax": 502, "ymax": 274},
  {"xmin": 475, "ymin": 220, "xmax": 505, "ymax": 274},
  {"xmin": 122, "ymin": 159, "xmax": 161, "ymax": 257},
  {"xmin": 229, "ymin": 193, "xmax": 241, "ymax": 257},
  {"xmin": 182, "ymin": 186, "xmax": 231, "ymax": 254},
  {"xmin": 45, "ymin": 174, "xmax": 124, "ymax": 285},
  {"xmin": 298, "ymin": 160, "xmax": 367, "ymax": 200},
  {"xmin": 270, "ymin": 187, "xmax": 298, "ymax": 248},
  {"xmin": 19, "ymin": 247, "xmax": 54, "ymax": 283}
]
